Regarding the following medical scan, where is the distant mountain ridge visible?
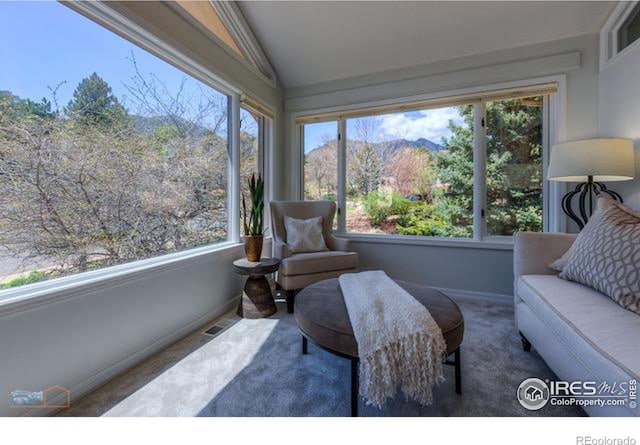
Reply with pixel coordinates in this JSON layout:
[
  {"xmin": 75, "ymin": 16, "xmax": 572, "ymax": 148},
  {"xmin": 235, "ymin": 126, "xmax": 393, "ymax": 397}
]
[
  {"xmin": 385, "ymin": 138, "xmax": 444, "ymax": 152},
  {"xmin": 307, "ymin": 137, "xmax": 444, "ymax": 156}
]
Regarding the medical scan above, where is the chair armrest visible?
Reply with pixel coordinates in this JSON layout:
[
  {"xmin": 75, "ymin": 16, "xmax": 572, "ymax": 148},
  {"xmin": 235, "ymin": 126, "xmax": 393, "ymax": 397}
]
[
  {"xmin": 272, "ymin": 239, "xmax": 290, "ymax": 259},
  {"xmin": 513, "ymin": 232, "xmax": 577, "ymax": 281},
  {"xmin": 326, "ymin": 235, "xmax": 351, "ymax": 252}
]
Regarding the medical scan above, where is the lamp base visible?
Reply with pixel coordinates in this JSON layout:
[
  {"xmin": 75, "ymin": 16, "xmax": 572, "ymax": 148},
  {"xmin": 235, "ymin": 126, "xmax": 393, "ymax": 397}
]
[{"xmin": 561, "ymin": 175, "xmax": 623, "ymax": 230}]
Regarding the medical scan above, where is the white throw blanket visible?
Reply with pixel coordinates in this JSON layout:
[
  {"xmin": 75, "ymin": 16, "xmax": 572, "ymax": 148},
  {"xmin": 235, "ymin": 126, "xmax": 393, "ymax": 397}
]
[{"xmin": 339, "ymin": 270, "xmax": 446, "ymax": 408}]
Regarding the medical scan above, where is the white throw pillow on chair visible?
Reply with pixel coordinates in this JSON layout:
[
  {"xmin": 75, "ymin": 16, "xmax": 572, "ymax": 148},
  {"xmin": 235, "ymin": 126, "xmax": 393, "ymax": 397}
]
[{"xmin": 284, "ymin": 215, "xmax": 329, "ymax": 253}]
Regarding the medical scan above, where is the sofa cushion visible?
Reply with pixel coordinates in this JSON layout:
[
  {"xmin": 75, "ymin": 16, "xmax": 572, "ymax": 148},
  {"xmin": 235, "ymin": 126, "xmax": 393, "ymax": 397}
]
[
  {"xmin": 280, "ymin": 251, "xmax": 358, "ymax": 276},
  {"xmin": 518, "ymin": 274, "xmax": 640, "ymax": 381}
]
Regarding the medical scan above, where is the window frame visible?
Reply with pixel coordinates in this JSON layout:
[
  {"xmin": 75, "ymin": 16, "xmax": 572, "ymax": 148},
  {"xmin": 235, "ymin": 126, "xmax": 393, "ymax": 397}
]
[
  {"xmin": 295, "ymin": 76, "xmax": 567, "ymax": 247},
  {"xmin": 240, "ymin": 104, "xmax": 272, "ymax": 238},
  {"xmin": 600, "ymin": 1, "xmax": 640, "ymax": 70},
  {"xmin": 0, "ymin": 0, "xmax": 276, "ymax": 299}
]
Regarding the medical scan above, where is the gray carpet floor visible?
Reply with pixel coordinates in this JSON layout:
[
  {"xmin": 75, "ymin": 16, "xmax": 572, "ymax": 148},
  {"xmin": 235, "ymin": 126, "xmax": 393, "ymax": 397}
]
[{"xmin": 58, "ymin": 297, "xmax": 584, "ymax": 417}]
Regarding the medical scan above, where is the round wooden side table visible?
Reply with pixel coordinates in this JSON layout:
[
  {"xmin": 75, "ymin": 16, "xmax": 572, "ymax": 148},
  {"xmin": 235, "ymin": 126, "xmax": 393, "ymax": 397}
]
[{"xmin": 233, "ymin": 258, "xmax": 280, "ymax": 319}]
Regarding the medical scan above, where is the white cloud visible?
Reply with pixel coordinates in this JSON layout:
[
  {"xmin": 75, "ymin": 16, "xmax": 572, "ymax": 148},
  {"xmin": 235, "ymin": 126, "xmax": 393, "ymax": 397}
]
[{"xmin": 378, "ymin": 107, "xmax": 465, "ymax": 142}]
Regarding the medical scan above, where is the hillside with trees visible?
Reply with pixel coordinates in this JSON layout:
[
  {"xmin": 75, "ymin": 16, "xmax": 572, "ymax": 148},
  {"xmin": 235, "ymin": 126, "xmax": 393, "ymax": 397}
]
[{"xmin": 0, "ymin": 70, "xmax": 258, "ymax": 287}]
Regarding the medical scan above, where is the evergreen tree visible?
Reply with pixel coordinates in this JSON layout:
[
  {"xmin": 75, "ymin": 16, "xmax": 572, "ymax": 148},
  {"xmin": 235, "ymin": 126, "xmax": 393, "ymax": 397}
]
[
  {"xmin": 66, "ymin": 72, "xmax": 127, "ymax": 126},
  {"xmin": 0, "ymin": 91, "xmax": 55, "ymax": 119},
  {"xmin": 432, "ymin": 104, "xmax": 475, "ymax": 237},
  {"xmin": 434, "ymin": 98, "xmax": 543, "ymax": 236}
]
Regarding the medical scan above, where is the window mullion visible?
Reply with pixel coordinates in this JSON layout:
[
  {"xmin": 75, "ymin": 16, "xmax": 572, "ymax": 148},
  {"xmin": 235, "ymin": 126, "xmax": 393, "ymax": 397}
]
[
  {"xmin": 229, "ymin": 93, "xmax": 241, "ymax": 243},
  {"xmin": 261, "ymin": 116, "xmax": 272, "ymax": 237},
  {"xmin": 473, "ymin": 102, "xmax": 487, "ymax": 241},
  {"xmin": 299, "ymin": 124, "xmax": 305, "ymax": 200},
  {"xmin": 337, "ymin": 119, "xmax": 347, "ymax": 233},
  {"xmin": 542, "ymin": 94, "xmax": 550, "ymax": 232}
]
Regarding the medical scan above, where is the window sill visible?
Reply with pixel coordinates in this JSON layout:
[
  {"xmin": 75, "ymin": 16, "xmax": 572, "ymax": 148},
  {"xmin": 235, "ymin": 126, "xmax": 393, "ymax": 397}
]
[
  {"xmin": 336, "ymin": 233, "xmax": 514, "ymax": 250},
  {"xmin": 0, "ymin": 241, "xmax": 248, "ymax": 316}
]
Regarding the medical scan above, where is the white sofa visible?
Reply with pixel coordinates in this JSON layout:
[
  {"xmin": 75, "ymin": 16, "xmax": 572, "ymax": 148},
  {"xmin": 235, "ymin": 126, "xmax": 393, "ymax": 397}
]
[{"xmin": 514, "ymin": 232, "xmax": 639, "ymax": 417}]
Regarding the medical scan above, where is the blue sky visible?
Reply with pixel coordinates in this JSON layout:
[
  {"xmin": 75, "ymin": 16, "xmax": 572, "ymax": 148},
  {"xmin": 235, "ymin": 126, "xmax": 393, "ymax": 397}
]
[{"xmin": 0, "ymin": 1, "xmax": 223, "ymax": 117}]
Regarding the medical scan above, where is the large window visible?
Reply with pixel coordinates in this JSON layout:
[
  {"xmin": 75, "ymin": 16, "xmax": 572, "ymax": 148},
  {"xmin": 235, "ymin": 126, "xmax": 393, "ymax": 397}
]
[
  {"xmin": 0, "ymin": 2, "xmax": 238, "ymax": 290},
  {"xmin": 345, "ymin": 107, "xmax": 473, "ymax": 237},
  {"xmin": 300, "ymin": 89, "xmax": 551, "ymax": 241}
]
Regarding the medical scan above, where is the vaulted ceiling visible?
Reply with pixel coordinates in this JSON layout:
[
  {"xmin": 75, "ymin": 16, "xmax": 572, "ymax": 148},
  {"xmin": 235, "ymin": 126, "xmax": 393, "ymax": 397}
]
[{"xmin": 238, "ymin": 1, "xmax": 615, "ymax": 88}]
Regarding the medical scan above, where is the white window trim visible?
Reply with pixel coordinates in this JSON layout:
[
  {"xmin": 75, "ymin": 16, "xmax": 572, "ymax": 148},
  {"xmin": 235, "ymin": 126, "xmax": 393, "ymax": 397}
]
[
  {"xmin": 0, "ymin": 1, "xmax": 279, "ymax": 302},
  {"xmin": 338, "ymin": 233, "xmax": 514, "ymax": 251},
  {"xmin": 296, "ymin": 75, "xmax": 567, "ymax": 246},
  {"xmin": 209, "ymin": 0, "xmax": 278, "ymax": 85},
  {"xmin": 239, "ymin": 106, "xmax": 273, "ymax": 239},
  {"xmin": 229, "ymin": 94, "xmax": 242, "ymax": 243},
  {"xmin": 600, "ymin": 1, "xmax": 640, "ymax": 70},
  {"xmin": 472, "ymin": 101, "xmax": 486, "ymax": 241},
  {"xmin": 0, "ymin": 241, "xmax": 244, "ymax": 313}
]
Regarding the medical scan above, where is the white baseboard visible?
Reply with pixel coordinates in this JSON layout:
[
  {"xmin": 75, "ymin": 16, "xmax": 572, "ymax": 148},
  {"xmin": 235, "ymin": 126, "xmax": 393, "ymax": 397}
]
[
  {"xmin": 21, "ymin": 295, "xmax": 241, "ymax": 417},
  {"xmin": 433, "ymin": 287, "xmax": 513, "ymax": 305}
]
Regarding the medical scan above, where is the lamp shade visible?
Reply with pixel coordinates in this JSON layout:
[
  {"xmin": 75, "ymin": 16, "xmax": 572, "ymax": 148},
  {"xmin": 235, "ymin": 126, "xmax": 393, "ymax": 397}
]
[{"xmin": 548, "ymin": 138, "xmax": 635, "ymax": 182}]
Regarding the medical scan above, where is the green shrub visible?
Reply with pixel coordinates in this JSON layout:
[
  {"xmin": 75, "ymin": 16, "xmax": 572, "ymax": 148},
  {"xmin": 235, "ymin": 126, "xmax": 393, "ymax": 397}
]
[
  {"xmin": 1, "ymin": 270, "xmax": 49, "ymax": 289},
  {"xmin": 363, "ymin": 191, "xmax": 412, "ymax": 226},
  {"xmin": 321, "ymin": 193, "xmax": 337, "ymax": 202},
  {"xmin": 362, "ymin": 192, "xmax": 390, "ymax": 226},
  {"xmin": 397, "ymin": 204, "xmax": 446, "ymax": 236},
  {"xmin": 390, "ymin": 193, "xmax": 410, "ymax": 216}
]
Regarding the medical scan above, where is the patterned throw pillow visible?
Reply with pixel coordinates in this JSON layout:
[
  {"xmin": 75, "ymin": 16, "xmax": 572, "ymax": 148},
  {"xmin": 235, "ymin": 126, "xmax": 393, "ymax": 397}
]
[
  {"xmin": 549, "ymin": 200, "xmax": 606, "ymax": 272},
  {"xmin": 560, "ymin": 197, "xmax": 640, "ymax": 315},
  {"xmin": 284, "ymin": 215, "xmax": 329, "ymax": 253}
]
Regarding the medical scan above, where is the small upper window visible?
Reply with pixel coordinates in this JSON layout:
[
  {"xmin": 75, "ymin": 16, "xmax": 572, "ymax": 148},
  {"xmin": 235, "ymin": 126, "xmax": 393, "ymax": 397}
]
[
  {"xmin": 617, "ymin": 3, "xmax": 640, "ymax": 52},
  {"xmin": 601, "ymin": 2, "xmax": 640, "ymax": 67}
]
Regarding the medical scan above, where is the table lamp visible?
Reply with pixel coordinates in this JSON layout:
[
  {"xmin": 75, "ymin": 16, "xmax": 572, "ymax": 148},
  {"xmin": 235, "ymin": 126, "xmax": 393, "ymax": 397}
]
[{"xmin": 547, "ymin": 138, "xmax": 634, "ymax": 229}]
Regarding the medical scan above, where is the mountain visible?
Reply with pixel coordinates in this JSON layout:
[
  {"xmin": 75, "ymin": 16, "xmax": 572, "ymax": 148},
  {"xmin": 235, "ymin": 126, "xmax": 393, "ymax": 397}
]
[
  {"xmin": 306, "ymin": 137, "xmax": 444, "ymax": 156},
  {"xmin": 133, "ymin": 115, "xmax": 208, "ymax": 137},
  {"xmin": 384, "ymin": 138, "xmax": 444, "ymax": 152}
]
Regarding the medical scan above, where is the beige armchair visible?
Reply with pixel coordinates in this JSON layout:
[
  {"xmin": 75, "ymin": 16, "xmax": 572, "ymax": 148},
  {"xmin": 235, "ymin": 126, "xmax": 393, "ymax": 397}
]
[{"xmin": 270, "ymin": 200, "xmax": 359, "ymax": 313}]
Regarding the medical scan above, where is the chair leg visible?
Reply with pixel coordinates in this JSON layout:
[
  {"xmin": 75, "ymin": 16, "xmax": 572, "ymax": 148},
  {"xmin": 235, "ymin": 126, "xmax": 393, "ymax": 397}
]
[
  {"xmin": 520, "ymin": 331, "xmax": 532, "ymax": 352},
  {"xmin": 351, "ymin": 358, "xmax": 359, "ymax": 417},
  {"xmin": 286, "ymin": 289, "xmax": 296, "ymax": 314}
]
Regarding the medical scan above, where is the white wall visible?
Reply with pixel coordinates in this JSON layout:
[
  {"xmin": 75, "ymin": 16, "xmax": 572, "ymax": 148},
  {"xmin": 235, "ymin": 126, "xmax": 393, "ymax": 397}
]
[
  {"xmin": 598, "ymin": 43, "xmax": 640, "ymax": 208},
  {"xmin": 0, "ymin": 243, "xmax": 274, "ymax": 416},
  {"xmin": 350, "ymin": 240, "xmax": 514, "ymax": 298},
  {"xmin": 285, "ymin": 34, "xmax": 601, "ymax": 297}
]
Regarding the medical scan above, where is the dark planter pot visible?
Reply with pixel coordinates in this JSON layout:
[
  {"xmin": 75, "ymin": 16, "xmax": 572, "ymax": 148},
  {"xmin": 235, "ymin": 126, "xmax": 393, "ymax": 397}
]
[{"xmin": 244, "ymin": 235, "xmax": 263, "ymax": 262}]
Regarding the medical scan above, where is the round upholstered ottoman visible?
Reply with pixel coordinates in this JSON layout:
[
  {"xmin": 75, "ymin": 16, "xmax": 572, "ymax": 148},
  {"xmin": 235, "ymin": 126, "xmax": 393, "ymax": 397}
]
[{"xmin": 294, "ymin": 278, "xmax": 464, "ymax": 416}]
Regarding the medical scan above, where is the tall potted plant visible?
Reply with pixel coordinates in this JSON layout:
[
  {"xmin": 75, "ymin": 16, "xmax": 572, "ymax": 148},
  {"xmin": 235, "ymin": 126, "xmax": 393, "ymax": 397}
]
[{"xmin": 242, "ymin": 173, "xmax": 265, "ymax": 262}]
